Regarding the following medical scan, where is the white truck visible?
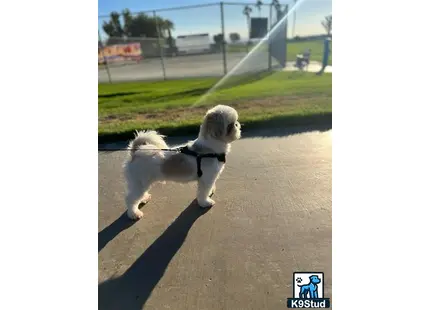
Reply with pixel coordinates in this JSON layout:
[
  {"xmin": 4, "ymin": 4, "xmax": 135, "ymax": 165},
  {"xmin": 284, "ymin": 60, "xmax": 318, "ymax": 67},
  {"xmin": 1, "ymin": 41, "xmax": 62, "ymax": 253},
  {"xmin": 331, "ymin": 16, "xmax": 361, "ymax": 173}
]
[{"xmin": 175, "ymin": 33, "xmax": 211, "ymax": 55}]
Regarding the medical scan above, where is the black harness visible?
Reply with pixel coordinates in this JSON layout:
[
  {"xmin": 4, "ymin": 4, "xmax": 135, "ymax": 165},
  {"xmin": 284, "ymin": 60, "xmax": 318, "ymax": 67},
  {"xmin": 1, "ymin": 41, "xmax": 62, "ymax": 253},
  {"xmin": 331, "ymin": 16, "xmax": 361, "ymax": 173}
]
[{"xmin": 174, "ymin": 146, "xmax": 226, "ymax": 178}]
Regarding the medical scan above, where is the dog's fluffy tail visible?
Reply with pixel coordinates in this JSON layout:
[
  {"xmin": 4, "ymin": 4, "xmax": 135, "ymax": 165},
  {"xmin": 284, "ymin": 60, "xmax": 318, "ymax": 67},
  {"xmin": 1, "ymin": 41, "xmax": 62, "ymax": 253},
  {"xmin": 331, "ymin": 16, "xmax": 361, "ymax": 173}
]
[{"xmin": 127, "ymin": 130, "xmax": 168, "ymax": 157}]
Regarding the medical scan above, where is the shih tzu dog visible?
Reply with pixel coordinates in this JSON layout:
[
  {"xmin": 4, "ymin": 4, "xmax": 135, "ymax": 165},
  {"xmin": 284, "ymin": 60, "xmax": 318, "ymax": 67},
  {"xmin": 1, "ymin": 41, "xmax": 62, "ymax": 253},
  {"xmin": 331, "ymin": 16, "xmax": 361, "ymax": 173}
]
[{"xmin": 123, "ymin": 104, "xmax": 241, "ymax": 220}]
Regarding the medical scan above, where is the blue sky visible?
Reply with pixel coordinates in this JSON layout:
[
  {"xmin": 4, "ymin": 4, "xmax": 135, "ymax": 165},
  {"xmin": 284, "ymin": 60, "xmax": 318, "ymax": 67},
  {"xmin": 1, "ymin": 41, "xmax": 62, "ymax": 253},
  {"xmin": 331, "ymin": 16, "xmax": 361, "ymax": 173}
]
[{"xmin": 98, "ymin": 0, "xmax": 331, "ymax": 41}]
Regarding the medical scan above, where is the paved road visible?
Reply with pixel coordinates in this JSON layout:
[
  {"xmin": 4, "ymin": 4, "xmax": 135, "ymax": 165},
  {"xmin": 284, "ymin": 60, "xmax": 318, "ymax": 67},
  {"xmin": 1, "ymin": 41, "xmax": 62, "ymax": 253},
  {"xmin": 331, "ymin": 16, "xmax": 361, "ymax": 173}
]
[
  {"xmin": 98, "ymin": 52, "xmax": 285, "ymax": 83},
  {"xmin": 98, "ymin": 126, "xmax": 332, "ymax": 310}
]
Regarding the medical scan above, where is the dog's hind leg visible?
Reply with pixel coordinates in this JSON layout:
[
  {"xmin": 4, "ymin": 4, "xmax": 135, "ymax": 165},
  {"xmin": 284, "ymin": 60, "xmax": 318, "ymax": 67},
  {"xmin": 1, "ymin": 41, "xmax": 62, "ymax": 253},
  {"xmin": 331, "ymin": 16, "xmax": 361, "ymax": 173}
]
[
  {"xmin": 299, "ymin": 287, "xmax": 308, "ymax": 299},
  {"xmin": 126, "ymin": 181, "xmax": 151, "ymax": 220}
]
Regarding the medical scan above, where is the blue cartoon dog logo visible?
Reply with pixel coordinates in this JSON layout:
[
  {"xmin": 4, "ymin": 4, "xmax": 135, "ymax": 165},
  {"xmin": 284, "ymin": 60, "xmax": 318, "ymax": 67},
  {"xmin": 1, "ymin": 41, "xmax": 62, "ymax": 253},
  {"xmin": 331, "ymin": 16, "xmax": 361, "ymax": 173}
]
[
  {"xmin": 287, "ymin": 272, "xmax": 330, "ymax": 308},
  {"xmin": 297, "ymin": 275, "xmax": 321, "ymax": 299}
]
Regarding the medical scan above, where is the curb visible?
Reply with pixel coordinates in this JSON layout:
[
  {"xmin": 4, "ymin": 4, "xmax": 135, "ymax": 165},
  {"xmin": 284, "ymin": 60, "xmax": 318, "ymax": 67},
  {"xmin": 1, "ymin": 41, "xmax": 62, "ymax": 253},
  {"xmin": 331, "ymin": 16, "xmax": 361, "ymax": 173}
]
[{"xmin": 98, "ymin": 112, "xmax": 332, "ymax": 145}]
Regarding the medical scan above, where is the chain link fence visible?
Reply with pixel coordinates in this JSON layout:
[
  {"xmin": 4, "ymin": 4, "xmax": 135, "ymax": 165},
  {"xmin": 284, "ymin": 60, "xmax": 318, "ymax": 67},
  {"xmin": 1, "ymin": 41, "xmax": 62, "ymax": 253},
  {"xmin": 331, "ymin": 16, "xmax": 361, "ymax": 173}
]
[{"xmin": 98, "ymin": 1, "xmax": 332, "ymax": 83}]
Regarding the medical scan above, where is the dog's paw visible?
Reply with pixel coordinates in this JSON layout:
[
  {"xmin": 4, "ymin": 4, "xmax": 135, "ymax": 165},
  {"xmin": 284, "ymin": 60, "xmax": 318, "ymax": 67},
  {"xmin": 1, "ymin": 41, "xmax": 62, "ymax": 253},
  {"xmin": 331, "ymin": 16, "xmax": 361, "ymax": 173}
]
[
  {"xmin": 141, "ymin": 193, "xmax": 152, "ymax": 204},
  {"xmin": 198, "ymin": 198, "xmax": 215, "ymax": 208},
  {"xmin": 127, "ymin": 209, "xmax": 144, "ymax": 220}
]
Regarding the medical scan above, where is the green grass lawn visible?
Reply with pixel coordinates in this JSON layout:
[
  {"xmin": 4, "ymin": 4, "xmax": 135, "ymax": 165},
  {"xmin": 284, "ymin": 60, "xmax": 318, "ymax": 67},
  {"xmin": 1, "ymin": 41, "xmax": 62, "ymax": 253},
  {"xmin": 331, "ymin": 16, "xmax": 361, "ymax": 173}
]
[
  {"xmin": 286, "ymin": 40, "xmax": 332, "ymax": 66},
  {"xmin": 227, "ymin": 39, "xmax": 332, "ymax": 66},
  {"xmin": 99, "ymin": 71, "xmax": 332, "ymax": 141}
]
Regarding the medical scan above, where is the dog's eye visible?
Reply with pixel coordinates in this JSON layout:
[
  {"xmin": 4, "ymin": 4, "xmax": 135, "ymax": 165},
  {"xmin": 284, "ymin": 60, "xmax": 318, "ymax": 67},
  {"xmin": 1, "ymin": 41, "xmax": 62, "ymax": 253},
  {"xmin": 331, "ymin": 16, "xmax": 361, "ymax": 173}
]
[{"xmin": 227, "ymin": 123, "xmax": 235, "ymax": 134}]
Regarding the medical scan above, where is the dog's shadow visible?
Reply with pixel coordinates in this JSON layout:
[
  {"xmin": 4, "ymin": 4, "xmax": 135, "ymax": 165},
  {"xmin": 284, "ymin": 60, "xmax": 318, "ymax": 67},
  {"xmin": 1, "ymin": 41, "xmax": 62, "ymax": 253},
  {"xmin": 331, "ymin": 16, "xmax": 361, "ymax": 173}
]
[
  {"xmin": 98, "ymin": 200, "xmax": 211, "ymax": 310},
  {"xmin": 98, "ymin": 203, "xmax": 148, "ymax": 252}
]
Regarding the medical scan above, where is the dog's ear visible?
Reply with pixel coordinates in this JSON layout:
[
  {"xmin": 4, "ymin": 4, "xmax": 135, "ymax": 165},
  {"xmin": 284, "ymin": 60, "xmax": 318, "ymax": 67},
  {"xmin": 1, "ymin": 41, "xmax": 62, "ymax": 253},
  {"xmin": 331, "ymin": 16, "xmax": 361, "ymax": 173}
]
[{"xmin": 202, "ymin": 111, "xmax": 225, "ymax": 139}]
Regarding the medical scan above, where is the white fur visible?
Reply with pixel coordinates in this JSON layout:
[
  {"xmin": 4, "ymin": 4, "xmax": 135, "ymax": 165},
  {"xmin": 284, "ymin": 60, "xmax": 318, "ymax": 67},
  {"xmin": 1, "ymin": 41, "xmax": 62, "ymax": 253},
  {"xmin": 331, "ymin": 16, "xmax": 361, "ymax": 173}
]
[{"xmin": 123, "ymin": 105, "xmax": 241, "ymax": 220}]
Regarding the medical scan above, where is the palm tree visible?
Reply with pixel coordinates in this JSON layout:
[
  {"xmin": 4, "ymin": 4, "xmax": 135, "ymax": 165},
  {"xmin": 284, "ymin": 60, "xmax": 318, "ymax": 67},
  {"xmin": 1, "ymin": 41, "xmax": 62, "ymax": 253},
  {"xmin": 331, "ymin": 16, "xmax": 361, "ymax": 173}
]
[
  {"xmin": 162, "ymin": 19, "xmax": 175, "ymax": 40},
  {"xmin": 255, "ymin": 0, "xmax": 263, "ymax": 17},
  {"xmin": 271, "ymin": 0, "xmax": 281, "ymax": 13},
  {"xmin": 321, "ymin": 15, "xmax": 332, "ymax": 36},
  {"xmin": 270, "ymin": 0, "xmax": 280, "ymax": 24},
  {"xmin": 162, "ymin": 19, "xmax": 175, "ymax": 50},
  {"xmin": 243, "ymin": 5, "xmax": 253, "ymax": 35},
  {"xmin": 242, "ymin": 5, "xmax": 253, "ymax": 51}
]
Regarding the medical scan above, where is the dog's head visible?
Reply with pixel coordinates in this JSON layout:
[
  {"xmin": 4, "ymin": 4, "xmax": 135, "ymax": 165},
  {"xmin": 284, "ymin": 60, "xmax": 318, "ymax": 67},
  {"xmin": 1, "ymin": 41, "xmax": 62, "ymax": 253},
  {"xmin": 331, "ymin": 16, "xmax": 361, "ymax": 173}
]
[
  {"xmin": 309, "ymin": 275, "xmax": 321, "ymax": 284},
  {"xmin": 200, "ymin": 105, "xmax": 241, "ymax": 143}
]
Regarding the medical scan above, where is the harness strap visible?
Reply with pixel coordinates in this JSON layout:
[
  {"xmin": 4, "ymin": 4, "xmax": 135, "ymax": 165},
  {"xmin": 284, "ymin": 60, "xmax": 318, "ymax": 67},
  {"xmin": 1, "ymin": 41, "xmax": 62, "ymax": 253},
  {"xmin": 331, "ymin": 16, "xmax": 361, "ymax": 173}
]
[{"xmin": 176, "ymin": 146, "xmax": 226, "ymax": 177}]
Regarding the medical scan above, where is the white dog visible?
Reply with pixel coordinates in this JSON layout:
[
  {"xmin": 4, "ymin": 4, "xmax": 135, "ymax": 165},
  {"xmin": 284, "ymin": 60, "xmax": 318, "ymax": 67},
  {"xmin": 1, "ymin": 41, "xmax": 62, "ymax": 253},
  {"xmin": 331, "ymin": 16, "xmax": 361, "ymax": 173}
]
[{"xmin": 123, "ymin": 104, "xmax": 241, "ymax": 220}]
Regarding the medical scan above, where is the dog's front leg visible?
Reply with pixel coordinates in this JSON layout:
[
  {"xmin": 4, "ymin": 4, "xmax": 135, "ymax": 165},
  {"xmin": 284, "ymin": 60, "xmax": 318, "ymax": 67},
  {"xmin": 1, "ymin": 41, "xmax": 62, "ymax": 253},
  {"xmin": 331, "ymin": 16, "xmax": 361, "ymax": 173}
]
[
  {"xmin": 197, "ymin": 175, "xmax": 218, "ymax": 208},
  {"xmin": 210, "ymin": 184, "xmax": 216, "ymax": 197},
  {"xmin": 310, "ymin": 289, "xmax": 318, "ymax": 299}
]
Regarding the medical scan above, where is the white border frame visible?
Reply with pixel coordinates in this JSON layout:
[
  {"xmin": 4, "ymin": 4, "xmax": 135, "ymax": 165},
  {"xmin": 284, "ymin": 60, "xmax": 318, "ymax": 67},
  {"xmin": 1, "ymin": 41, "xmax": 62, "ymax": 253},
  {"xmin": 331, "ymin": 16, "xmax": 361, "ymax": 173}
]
[{"xmin": 1, "ymin": 1, "xmax": 429, "ymax": 309}]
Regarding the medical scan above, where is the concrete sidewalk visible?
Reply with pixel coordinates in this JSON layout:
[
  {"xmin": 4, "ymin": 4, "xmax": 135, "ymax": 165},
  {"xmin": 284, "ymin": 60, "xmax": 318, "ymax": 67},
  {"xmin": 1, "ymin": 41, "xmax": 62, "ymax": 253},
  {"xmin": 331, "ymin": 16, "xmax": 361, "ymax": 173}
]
[
  {"xmin": 283, "ymin": 61, "xmax": 332, "ymax": 73},
  {"xmin": 98, "ymin": 127, "xmax": 332, "ymax": 310}
]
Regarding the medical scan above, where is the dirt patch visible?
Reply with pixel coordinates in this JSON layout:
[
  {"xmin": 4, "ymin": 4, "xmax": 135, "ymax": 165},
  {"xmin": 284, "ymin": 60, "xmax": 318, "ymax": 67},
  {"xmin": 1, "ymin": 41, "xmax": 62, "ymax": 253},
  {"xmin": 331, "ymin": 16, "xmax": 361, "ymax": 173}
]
[{"xmin": 99, "ymin": 114, "xmax": 133, "ymax": 122}]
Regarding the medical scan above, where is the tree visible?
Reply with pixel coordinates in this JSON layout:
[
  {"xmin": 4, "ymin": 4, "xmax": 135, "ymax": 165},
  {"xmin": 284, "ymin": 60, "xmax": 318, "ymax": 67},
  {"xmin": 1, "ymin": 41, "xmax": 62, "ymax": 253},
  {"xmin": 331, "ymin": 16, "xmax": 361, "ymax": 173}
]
[
  {"xmin": 121, "ymin": 9, "xmax": 133, "ymax": 37},
  {"xmin": 102, "ymin": 12, "xmax": 124, "ymax": 39},
  {"xmin": 271, "ymin": 0, "xmax": 281, "ymax": 14},
  {"xmin": 242, "ymin": 5, "xmax": 253, "ymax": 38},
  {"xmin": 321, "ymin": 15, "xmax": 332, "ymax": 36},
  {"xmin": 213, "ymin": 33, "xmax": 224, "ymax": 45},
  {"xmin": 158, "ymin": 18, "xmax": 175, "ymax": 50},
  {"xmin": 270, "ymin": 0, "xmax": 283, "ymax": 24},
  {"xmin": 102, "ymin": 9, "xmax": 175, "ymax": 42},
  {"xmin": 229, "ymin": 32, "xmax": 241, "ymax": 43},
  {"xmin": 162, "ymin": 19, "xmax": 175, "ymax": 40},
  {"xmin": 255, "ymin": 0, "xmax": 263, "ymax": 17},
  {"xmin": 212, "ymin": 33, "xmax": 224, "ymax": 52}
]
